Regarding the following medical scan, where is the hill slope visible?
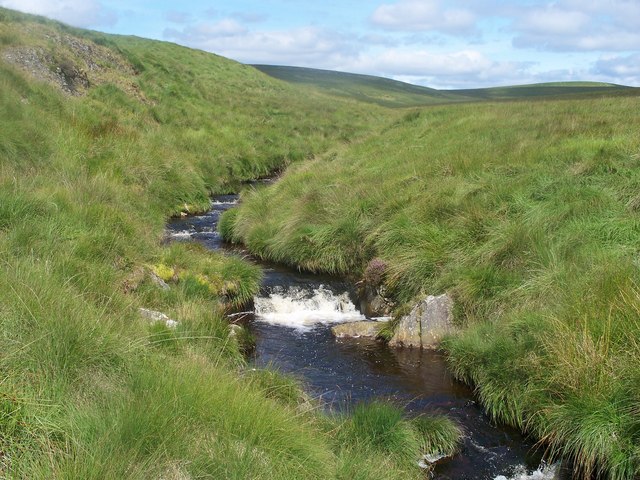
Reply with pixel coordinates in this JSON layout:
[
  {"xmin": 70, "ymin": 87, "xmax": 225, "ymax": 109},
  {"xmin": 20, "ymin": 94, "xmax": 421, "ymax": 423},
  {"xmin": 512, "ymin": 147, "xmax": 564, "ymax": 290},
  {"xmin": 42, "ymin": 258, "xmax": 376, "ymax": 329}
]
[
  {"xmin": 1, "ymin": 7, "xmax": 454, "ymax": 480},
  {"xmin": 252, "ymin": 64, "xmax": 470, "ymax": 107},
  {"xmin": 253, "ymin": 64, "xmax": 636, "ymax": 107}
]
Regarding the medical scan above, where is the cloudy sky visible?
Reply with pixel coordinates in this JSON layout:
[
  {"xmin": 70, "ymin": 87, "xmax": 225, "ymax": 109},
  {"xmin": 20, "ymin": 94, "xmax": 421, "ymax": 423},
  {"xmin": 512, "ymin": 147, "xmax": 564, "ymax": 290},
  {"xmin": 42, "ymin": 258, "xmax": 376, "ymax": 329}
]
[{"xmin": 2, "ymin": 0, "xmax": 639, "ymax": 89}]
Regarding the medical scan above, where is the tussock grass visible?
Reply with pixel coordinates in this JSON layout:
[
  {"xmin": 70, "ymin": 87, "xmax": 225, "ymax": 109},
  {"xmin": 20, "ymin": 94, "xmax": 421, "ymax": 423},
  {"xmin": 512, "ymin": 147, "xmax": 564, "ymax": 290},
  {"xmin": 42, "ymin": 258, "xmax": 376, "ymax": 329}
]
[
  {"xmin": 0, "ymin": 7, "xmax": 449, "ymax": 479},
  {"xmin": 151, "ymin": 242, "xmax": 263, "ymax": 309},
  {"xmin": 344, "ymin": 401, "xmax": 420, "ymax": 459},
  {"xmin": 243, "ymin": 367, "xmax": 310, "ymax": 408},
  {"xmin": 332, "ymin": 401, "xmax": 461, "ymax": 479},
  {"xmin": 413, "ymin": 414, "xmax": 462, "ymax": 458},
  {"xmin": 225, "ymin": 96, "xmax": 640, "ymax": 477}
]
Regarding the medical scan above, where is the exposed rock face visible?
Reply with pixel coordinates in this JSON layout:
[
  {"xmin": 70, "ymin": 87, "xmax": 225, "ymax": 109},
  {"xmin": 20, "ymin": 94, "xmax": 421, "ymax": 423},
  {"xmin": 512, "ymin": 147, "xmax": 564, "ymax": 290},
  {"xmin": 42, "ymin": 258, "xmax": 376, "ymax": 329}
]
[
  {"xmin": 389, "ymin": 294, "xmax": 454, "ymax": 349},
  {"xmin": 1, "ymin": 27, "xmax": 144, "ymax": 99},
  {"xmin": 332, "ymin": 320, "xmax": 386, "ymax": 338},
  {"xmin": 3, "ymin": 46, "xmax": 90, "ymax": 95},
  {"xmin": 359, "ymin": 258, "xmax": 394, "ymax": 317},
  {"xmin": 389, "ymin": 308, "xmax": 421, "ymax": 347},
  {"xmin": 360, "ymin": 284, "xmax": 394, "ymax": 318}
]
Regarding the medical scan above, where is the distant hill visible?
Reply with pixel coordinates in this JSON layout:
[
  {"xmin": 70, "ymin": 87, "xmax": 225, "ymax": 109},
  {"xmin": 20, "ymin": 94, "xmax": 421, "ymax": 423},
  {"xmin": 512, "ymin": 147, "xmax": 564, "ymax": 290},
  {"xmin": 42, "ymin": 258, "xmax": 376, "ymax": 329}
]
[
  {"xmin": 451, "ymin": 81, "xmax": 633, "ymax": 100},
  {"xmin": 252, "ymin": 64, "xmax": 471, "ymax": 108},
  {"xmin": 252, "ymin": 65, "xmax": 636, "ymax": 107}
]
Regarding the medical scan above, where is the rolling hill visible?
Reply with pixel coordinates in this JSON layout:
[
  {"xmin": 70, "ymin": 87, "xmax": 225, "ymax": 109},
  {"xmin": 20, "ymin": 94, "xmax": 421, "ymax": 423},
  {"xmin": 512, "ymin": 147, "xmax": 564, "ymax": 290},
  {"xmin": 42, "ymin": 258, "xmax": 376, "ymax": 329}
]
[
  {"xmin": 452, "ymin": 81, "xmax": 634, "ymax": 100},
  {"xmin": 226, "ymin": 77, "xmax": 640, "ymax": 479},
  {"xmin": 252, "ymin": 64, "xmax": 470, "ymax": 107},
  {"xmin": 252, "ymin": 64, "xmax": 637, "ymax": 107}
]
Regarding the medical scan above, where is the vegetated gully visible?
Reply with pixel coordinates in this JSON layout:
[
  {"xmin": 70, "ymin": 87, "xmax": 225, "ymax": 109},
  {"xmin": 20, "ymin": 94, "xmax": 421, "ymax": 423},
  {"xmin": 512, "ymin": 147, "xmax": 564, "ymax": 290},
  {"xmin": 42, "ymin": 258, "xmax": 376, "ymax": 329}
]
[{"xmin": 167, "ymin": 187, "xmax": 563, "ymax": 480}]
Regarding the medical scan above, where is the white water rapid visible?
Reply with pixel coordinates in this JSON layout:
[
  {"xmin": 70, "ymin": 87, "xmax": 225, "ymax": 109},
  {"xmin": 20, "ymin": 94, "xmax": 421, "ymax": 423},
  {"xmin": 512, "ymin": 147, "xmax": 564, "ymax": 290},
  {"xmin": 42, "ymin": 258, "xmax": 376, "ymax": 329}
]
[
  {"xmin": 494, "ymin": 462, "xmax": 558, "ymax": 480},
  {"xmin": 254, "ymin": 285, "xmax": 366, "ymax": 330}
]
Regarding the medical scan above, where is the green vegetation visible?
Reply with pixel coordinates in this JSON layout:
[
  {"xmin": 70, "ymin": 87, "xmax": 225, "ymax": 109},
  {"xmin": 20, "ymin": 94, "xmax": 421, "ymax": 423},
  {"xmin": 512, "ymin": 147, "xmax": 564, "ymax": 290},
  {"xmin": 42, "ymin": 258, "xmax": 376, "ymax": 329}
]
[
  {"xmin": 4, "ymin": 4, "xmax": 639, "ymax": 478},
  {"xmin": 452, "ymin": 81, "xmax": 634, "ymax": 100},
  {"xmin": 0, "ymin": 7, "xmax": 458, "ymax": 479},
  {"xmin": 336, "ymin": 401, "xmax": 461, "ymax": 475},
  {"xmin": 253, "ymin": 64, "xmax": 637, "ymax": 107},
  {"xmin": 223, "ymin": 97, "xmax": 640, "ymax": 478},
  {"xmin": 252, "ymin": 64, "xmax": 467, "ymax": 107},
  {"xmin": 152, "ymin": 243, "xmax": 262, "ymax": 309}
]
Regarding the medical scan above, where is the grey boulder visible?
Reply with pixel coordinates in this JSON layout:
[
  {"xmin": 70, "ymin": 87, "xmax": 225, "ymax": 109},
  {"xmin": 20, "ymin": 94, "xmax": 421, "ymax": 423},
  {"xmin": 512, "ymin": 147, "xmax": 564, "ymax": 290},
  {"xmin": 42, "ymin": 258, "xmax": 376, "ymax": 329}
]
[
  {"xmin": 389, "ymin": 294, "xmax": 454, "ymax": 349},
  {"xmin": 332, "ymin": 320, "xmax": 386, "ymax": 338}
]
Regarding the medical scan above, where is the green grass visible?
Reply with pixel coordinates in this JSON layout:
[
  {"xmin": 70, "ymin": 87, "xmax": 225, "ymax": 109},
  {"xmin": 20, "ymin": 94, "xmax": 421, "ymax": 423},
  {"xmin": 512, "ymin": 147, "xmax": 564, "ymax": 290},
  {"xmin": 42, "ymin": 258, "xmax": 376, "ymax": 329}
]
[
  {"xmin": 0, "ymin": 6, "xmax": 462, "ymax": 479},
  {"xmin": 339, "ymin": 401, "xmax": 461, "ymax": 460},
  {"xmin": 253, "ymin": 65, "xmax": 637, "ymax": 107},
  {"xmin": 252, "ymin": 64, "xmax": 468, "ymax": 107},
  {"xmin": 223, "ymin": 97, "xmax": 640, "ymax": 478},
  {"xmin": 332, "ymin": 401, "xmax": 461, "ymax": 478},
  {"xmin": 452, "ymin": 81, "xmax": 634, "ymax": 100},
  {"xmin": 4, "ymin": 4, "xmax": 635, "ymax": 478}
]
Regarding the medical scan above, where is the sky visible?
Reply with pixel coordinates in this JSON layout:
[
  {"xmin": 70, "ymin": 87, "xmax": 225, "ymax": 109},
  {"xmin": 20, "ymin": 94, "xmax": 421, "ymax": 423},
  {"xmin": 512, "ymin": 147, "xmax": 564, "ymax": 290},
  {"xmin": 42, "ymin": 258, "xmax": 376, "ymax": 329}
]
[{"xmin": 2, "ymin": 0, "xmax": 639, "ymax": 89}]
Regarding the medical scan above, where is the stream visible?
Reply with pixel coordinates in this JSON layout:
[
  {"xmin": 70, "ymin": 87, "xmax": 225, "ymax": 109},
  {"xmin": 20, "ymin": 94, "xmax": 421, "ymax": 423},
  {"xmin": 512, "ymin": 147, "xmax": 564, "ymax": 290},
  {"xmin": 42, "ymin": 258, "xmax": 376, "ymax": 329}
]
[{"xmin": 167, "ymin": 193, "xmax": 563, "ymax": 480}]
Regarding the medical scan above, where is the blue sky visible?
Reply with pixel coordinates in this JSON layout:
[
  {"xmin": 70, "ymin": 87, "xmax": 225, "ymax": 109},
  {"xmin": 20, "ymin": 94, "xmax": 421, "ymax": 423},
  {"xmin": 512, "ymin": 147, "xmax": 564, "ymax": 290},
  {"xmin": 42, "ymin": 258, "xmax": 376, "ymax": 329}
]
[{"xmin": 2, "ymin": 0, "xmax": 639, "ymax": 89}]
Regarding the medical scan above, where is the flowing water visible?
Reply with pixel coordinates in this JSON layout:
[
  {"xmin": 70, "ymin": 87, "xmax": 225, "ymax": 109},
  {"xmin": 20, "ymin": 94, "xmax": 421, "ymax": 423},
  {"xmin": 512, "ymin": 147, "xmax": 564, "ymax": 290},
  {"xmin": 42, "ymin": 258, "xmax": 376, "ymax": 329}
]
[{"xmin": 167, "ymin": 193, "xmax": 564, "ymax": 480}]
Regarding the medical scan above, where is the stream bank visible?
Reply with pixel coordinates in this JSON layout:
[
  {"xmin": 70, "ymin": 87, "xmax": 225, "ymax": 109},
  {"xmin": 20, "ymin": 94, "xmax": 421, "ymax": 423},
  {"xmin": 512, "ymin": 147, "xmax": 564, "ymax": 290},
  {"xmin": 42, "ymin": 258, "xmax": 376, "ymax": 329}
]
[{"xmin": 167, "ymin": 192, "xmax": 564, "ymax": 480}]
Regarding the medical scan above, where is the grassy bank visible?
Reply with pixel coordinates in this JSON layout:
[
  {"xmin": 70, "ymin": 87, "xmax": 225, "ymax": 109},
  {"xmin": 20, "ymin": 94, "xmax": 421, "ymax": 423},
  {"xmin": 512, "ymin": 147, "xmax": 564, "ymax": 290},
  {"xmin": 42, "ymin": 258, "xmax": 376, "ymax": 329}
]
[
  {"xmin": 0, "ymin": 8, "xmax": 463, "ymax": 479},
  {"xmin": 222, "ymin": 97, "xmax": 640, "ymax": 478}
]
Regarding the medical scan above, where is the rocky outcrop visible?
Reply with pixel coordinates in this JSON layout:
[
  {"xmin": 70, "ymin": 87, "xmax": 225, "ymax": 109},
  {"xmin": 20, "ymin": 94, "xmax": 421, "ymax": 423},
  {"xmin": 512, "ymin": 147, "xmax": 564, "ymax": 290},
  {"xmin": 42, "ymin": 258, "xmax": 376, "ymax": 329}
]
[
  {"xmin": 1, "ymin": 27, "xmax": 145, "ymax": 100},
  {"xmin": 359, "ymin": 284, "xmax": 394, "ymax": 318},
  {"xmin": 389, "ymin": 307, "xmax": 421, "ymax": 347},
  {"xmin": 331, "ymin": 320, "xmax": 386, "ymax": 338},
  {"xmin": 358, "ymin": 258, "xmax": 394, "ymax": 317},
  {"xmin": 389, "ymin": 294, "xmax": 454, "ymax": 349}
]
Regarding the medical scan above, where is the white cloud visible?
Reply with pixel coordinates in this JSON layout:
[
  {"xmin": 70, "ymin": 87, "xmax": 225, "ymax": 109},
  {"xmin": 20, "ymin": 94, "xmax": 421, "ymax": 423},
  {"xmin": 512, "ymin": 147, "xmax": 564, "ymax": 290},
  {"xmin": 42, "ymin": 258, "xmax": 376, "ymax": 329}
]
[
  {"xmin": 354, "ymin": 49, "xmax": 491, "ymax": 76},
  {"xmin": 346, "ymin": 48, "xmax": 533, "ymax": 88},
  {"xmin": 592, "ymin": 53, "xmax": 640, "ymax": 85},
  {"xmin": 0, "ymin": 0, "xmax": 117, "ymax": 27},
  {"xmin": 518, "ymin": 8, "xmax": 589, "ymax": 35},
  {"xmin": 370, "ymin": 0, "xmax": 476, "ymax": 34},
  {"xmin": 164, "ymin": 21, "xmax": 356, "ymax": 66},
  {"xmin": 512, "ymin": 1, "xmax": 640, "ymax": 52}
]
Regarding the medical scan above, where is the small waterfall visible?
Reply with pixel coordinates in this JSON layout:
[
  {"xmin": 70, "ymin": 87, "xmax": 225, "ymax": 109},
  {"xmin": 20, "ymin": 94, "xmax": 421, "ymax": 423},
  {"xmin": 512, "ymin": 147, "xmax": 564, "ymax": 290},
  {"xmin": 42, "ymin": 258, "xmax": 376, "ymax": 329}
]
[
  {"xmin": 494, "ymin": 462, "xmax": 558, "ymax": 480},
  {"xmin": 211, "ymin": 199, "xmax": 238, "ymax": 206},
  {"xmin": 254, "ymin": 285, "xmax": 365, "ymax": 330}
]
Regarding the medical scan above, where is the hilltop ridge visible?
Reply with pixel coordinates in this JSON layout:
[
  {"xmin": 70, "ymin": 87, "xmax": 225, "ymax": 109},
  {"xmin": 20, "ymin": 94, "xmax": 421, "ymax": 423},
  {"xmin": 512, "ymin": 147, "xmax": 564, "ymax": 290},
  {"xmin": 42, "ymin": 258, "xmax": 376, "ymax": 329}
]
[{"xmin": 253, "ymin": 64, "xmax": 636, "ymax": 107}]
